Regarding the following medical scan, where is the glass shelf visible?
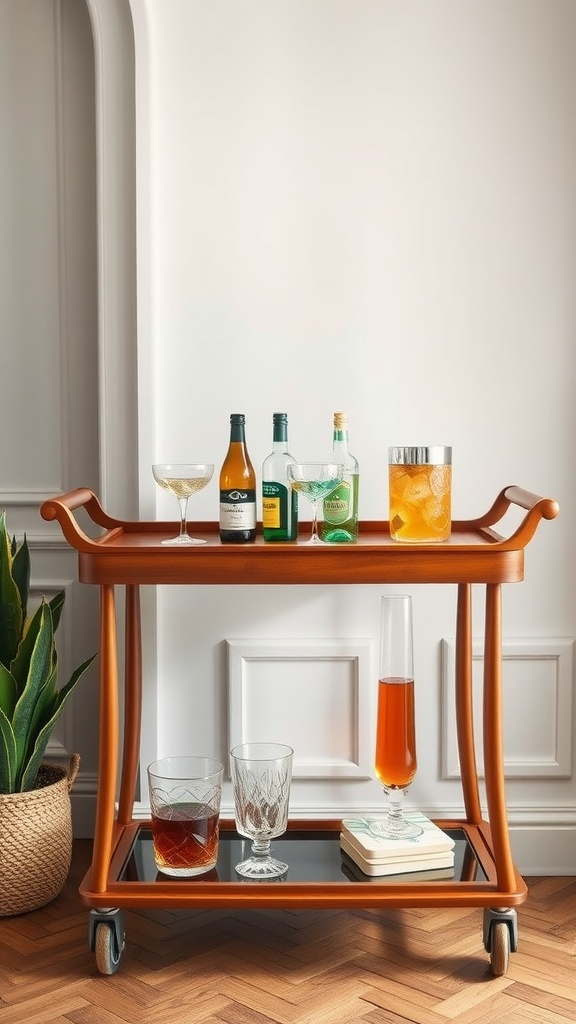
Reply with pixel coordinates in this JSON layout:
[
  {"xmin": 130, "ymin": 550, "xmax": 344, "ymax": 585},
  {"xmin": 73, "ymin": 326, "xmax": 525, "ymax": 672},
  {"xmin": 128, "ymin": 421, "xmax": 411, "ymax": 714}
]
[{"xmin": 120, "ymin": 826, "xmax": 487, "ymax": 886}]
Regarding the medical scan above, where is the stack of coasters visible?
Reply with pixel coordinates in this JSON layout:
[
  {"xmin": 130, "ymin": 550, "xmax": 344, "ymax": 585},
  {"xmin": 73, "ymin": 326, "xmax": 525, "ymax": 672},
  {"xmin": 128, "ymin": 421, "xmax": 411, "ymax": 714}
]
[
  {"xmin": 340, "ymin": 813, "xmax": 455, "ymax": 878},
  {"xmin": 340, "ymin": 852, "xmax": 455, "ymax": 883}
]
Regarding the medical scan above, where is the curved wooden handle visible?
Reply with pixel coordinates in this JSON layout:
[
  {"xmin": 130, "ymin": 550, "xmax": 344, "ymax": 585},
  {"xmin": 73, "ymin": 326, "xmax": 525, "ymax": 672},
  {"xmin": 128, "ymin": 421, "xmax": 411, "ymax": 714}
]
[
  {"xmin": 40, "ymin": 489, "xmax": 124, "ymax": 552},
  {"xmin": 42, "ymin": 487, "xmax": 96, "ymax": 514},
  {"xmin": 503, "ymin": 486, "xmax": 559, "ymax": 520}
]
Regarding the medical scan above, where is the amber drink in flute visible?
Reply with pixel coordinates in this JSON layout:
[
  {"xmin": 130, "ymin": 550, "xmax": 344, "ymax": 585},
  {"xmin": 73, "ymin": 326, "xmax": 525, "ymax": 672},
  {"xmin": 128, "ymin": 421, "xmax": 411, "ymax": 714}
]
[{"xmin": 373, "ymin": 595, "xmax": 423, "ymax": 839}]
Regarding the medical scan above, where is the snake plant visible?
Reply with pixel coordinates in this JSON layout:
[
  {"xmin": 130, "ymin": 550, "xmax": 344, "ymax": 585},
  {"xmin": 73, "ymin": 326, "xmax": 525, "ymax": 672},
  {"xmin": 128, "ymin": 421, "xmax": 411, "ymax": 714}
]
[{"xmin": 0, "ymin": 510, "xmax": 96, "ymax": 793}]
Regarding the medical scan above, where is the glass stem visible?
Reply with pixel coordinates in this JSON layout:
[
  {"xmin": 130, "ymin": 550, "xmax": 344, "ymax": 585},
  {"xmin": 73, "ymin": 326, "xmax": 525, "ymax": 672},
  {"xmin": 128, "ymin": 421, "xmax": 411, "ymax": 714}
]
[
  {"xmin": 310, "ymin": 499, "xmax": 319, "ymax": 542},
  {"xmin": 251, "ymin": 838, "xmax": 272, "ymax": 857},
  {"xmin": 177, "ymin": 497, "xmax": 189, "ymax": 538},
  {"xmin": 385, "ymin": 786, "xmax": 406, "ymax": 821}
]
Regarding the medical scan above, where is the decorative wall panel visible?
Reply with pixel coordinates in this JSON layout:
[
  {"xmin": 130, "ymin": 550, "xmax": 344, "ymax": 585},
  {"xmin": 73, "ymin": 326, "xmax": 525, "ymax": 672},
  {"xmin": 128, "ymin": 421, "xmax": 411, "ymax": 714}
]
[
  {"xmin": 441, "ymin": 638, "xmax": 574, "ymax": 779},
  {"xmin": 227, "ymin": 638, "xmax": 374, "ymax": 779}
]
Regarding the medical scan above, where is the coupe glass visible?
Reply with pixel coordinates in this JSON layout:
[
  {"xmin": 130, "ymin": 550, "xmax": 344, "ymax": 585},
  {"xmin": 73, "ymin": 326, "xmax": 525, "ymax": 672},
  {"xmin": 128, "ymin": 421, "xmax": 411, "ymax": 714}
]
[
  {"xmin": 373, "ymin": 595, "xmax": 423, "ymax": 839},
  {"xmin": 230, "ymin": 742, "xmax": 293, "ymax": 880},
  {"xmin": 287, "ymin": 462, "xmax": 342, "ymax": 544},
  {"xmin": 152, "ymin": 463, "xmax": 214, "ymax": 545}
]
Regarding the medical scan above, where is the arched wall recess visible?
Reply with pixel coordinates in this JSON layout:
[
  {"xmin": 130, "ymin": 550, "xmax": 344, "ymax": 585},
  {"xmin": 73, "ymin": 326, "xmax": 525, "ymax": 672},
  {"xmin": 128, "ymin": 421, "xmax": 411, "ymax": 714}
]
[
  {"xmin": 84, "ymin": 0, "xmax": 156, "ymax": 809},
  {"xmin": 84, "ymin": 0, "xmax": 139, "ymax": 515}
]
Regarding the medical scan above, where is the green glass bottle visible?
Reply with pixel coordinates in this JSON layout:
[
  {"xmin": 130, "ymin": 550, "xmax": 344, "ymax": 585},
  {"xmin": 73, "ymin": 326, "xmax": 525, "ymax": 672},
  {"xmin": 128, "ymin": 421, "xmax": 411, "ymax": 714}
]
[
  {"xmin": 321, "ymin": 411, "xmax": 359, "ymax": 542},
  {"xmin": 262, "ymin": 413, "xmax": 298, "ymax": 541}
]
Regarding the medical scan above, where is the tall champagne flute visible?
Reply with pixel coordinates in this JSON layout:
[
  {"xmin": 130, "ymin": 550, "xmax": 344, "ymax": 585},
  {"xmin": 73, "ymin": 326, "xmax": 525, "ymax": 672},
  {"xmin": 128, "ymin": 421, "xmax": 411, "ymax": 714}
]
[
  {"xmin": 287, "ymin": 463, "xmax": 342, "ymax": 544},
  {"xmin": 152, "ymin": 464, "xmax": 214, "ymax": 545},
  {"xmin": 373, "ymin": 594, "xmax": 423, "ymax": 839}
]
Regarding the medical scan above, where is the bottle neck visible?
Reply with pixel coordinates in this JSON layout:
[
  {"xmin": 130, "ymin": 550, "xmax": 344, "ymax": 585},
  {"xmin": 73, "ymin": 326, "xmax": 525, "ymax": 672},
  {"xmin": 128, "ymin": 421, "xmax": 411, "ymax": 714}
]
[
  {"xmin": 273, "ymin": 420, "xmax": 288, "ymax": 445},
  {"xmin": 333, "ymin": 429, "xmax": 349, "ymax": 448},
  {"xmin": 230, "ymin": 423, "xmax": 246, "ymax": 444}
]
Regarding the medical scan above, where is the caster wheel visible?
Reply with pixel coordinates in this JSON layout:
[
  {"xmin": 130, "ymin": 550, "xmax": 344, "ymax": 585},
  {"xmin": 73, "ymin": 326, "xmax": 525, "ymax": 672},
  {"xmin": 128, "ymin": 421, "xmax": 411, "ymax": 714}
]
[
  {"xmin": 94, "ymin": 921, "xmax": 124, "ymax": 975},
  {"xmin": 489, "ymin": 921, "xmax": 510, "ymax": 977}
]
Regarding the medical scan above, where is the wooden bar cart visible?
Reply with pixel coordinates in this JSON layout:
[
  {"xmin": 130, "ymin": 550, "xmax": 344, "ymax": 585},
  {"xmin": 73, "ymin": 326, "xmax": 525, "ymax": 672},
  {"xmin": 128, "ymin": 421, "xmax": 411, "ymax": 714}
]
[{"xmin": 41, "ymin": 485, "xmax": 558, "ymax": 976}]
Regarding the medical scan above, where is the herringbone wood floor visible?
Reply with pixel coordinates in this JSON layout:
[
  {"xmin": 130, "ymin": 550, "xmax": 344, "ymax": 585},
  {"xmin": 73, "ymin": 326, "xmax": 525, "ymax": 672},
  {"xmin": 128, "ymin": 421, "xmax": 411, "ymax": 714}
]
[{"xmin": 0, "ymin": 841, "xmax": 575, "ymax": 1024}]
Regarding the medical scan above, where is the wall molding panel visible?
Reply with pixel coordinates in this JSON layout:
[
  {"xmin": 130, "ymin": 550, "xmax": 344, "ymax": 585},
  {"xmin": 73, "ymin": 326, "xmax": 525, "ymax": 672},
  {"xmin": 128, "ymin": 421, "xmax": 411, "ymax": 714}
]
[
  {"xmin": 227, "ymin": 638, "xmax": 375, "ymax": 780},
  {"xmin": 441, "ymin": 637, "xmax": 574, "ymax": 780},
  {"xmin": 0, "ymin": 490, "xmax": 64, "ymax": 507}
]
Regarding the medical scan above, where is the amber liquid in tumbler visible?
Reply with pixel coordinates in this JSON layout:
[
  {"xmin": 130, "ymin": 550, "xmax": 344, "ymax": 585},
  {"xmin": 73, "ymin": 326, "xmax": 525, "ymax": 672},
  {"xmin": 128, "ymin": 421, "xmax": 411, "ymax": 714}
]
[
  {"xmin": 151, "ymin": 802, "xmax": 219, "ymax": 873},
  {"xmin": 375, "ymin": 677, "xmax": 417, "ymax": 788},
  {"xmin": 389, "ymin": 463, "xmax": 451, "ymax": 542}
]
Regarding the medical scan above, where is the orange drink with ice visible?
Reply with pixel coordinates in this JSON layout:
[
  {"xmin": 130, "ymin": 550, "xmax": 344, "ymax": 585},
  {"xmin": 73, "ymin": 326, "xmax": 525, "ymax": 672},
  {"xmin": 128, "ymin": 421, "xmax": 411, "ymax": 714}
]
[{"xmin": 388, "ymin": 446, "xmax": 452, "ymax": 543}]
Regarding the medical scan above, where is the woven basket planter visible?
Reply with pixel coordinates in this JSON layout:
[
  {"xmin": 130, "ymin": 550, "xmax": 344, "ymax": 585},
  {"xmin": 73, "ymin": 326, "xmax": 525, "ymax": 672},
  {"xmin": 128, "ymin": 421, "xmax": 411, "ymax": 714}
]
[{"xmin": 0, "ymin": 754, "xmax": 80, "ymax": 916}]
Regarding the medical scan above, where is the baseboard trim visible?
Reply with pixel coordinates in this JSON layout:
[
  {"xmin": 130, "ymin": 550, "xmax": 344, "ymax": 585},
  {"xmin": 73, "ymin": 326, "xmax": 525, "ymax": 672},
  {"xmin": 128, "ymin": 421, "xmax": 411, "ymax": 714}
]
[{"xmin": 511, "ymin": 827, "xmax": 576, "ymax": 876}]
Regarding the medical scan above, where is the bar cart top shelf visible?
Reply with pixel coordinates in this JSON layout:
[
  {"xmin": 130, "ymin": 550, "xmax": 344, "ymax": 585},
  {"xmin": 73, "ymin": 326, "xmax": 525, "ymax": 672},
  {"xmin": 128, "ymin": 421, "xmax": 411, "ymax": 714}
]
[{"xmin": 40, "ymin": 485, "xmax": 559, "ymax": 586}]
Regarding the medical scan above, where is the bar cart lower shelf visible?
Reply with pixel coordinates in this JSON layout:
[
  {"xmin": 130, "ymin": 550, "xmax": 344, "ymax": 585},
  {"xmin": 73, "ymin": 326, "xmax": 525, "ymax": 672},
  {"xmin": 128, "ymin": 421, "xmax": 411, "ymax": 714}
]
[
  {"xmin": 40, "ymin": 485, "xmax": 559, "ymax": 978},
  {"xmin": 85, "ymin": 818, "xmax": 524, "ymax": 976}
]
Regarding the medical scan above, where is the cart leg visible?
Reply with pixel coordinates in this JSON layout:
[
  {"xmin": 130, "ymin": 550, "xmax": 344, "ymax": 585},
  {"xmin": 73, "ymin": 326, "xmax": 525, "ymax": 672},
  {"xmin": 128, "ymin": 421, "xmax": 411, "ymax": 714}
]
[
  {"xmin": 89, "ymin": 908, "xmax": 125, "ymax": 975},
  {"xmin": 483, "ymin": 584, "xmax": 517, "ymax": 893},
  {"xmin": 92, "ymin": 584, "xmax": 120, "ymax": 893},
  {"xmin": 455, "ymin": 583, "xmax": 482, "ymax": 825},
  {"xmin": 117, "ymin": 584, "xmax": 142, "ymax": 826},
  {"xmin": 483, "ymin": 907, "xmax": 518, "ymax": 977}
]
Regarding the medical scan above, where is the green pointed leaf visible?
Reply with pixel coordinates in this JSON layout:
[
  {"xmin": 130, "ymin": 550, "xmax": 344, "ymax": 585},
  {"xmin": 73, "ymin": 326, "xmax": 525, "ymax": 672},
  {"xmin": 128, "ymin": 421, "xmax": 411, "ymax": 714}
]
[
  {"xmin": 55, "ymin": 654, "xmax": 97, "ymax": 708},
  {"xmin": 10, "ymin": 601, "xmax": 50, "ymax": 696},
  {"xmin": 18, "ymin": 727, "xmax": 52, "ymax": 793},
  {"xmin": 0, "ymin": 512, "xmax": 23, "ymax": 668},
  {"xmin": 11, "ymin": 604, "xmax": 53, "ymax": 774},
  {"xmin": 18, "ymin": 655, "xmax": 95, "ymax": 792},
  {"xmin": 11, "ymin": 534, "xmax": 30, "ymax": 623},
  {"xmin": 18, "ymin": 653, "xmax": 95, "ymax": 792},
  {"xmin": 0, "ymin": 707, "xmax": 17, "ymax": 794},
  {"xmin": 48, "ymin": 590, "xmax": 65, "ymax": 634},
  {"xmin": 0, "ymin": 663, "xmax": 18, "ymax": 718},
  {"xmin": 24, "ymin": 664, "xmax": 58, "ymax": 761}
]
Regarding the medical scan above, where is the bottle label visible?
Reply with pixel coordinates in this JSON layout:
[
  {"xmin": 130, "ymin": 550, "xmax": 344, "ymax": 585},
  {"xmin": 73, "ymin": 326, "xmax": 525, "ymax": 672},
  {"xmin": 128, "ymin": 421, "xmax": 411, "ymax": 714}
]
[
  {"xmin": 220, "ymin": 489, "xmax": 256, "ymax": 530},
  {"xmin": 323, "ymin": 481, "xmax": 352, "ymax": 525},
  {"xmin": 262, "ymin": 482, "xmax": 284, "ymax": 530}
]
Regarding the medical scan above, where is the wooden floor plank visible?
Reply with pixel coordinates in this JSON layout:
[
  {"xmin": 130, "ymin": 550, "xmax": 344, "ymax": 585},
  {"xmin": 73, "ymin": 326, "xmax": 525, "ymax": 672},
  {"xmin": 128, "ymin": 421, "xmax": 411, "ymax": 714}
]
[
  {"xmin": 1, "ymin": 842, "xmax": 576, "ymax": 1024},
  {"xmin": 504, "ymin": 982, "xmax": 576, "ymax": 1018},
  {"xmin": 0, "ymin": 994, "xmax": 89, "ymax": 1024}
]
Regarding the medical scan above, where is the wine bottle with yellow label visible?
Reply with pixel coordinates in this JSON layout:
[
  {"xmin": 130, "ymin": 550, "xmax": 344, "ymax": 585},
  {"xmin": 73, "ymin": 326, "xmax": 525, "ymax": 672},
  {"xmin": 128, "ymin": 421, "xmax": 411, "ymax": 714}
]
[{"xmin": 262, "ymin": 413, "xmax": 298, "ymax": 541}]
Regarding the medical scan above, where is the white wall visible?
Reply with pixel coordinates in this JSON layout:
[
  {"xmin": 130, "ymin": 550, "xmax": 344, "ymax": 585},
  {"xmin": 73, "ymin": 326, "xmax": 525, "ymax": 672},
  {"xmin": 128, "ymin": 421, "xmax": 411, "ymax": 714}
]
[{"xmin": 129, "ymin": 0, "xmax": 576, "ymax": 872}]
